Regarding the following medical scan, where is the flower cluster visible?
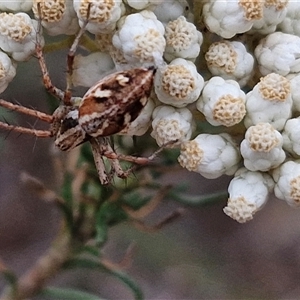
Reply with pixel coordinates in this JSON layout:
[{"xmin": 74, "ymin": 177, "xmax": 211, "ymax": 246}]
[{"xmin": 1, "ymin": 0, "xmax": 300, "ymax": 223}]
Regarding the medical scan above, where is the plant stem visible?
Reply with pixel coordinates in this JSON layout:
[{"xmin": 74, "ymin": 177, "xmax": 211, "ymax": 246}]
[{"xmin": 0, "ymin": 228, "xmax": 74, "ymax": 300}]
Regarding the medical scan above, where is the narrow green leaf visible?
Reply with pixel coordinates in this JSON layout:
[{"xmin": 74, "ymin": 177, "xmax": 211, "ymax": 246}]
[
  {"xmin": 64, "ymin": 258, "xmax": 144, "ymax": 300},
  {"xmin": 40, "ymin": 286, "xmax": 104, "ymax": 300},
  {"xmin": 122, "ymin": 191, "xmax": 152, "ymax": 210},
  {"xmin": 80, "ymin": 245, "xmax": 101, "ymax": 257},
  {"xmin": 170, "ymin": 190, "xmax": 228, "ymax": 206},
  {"xmin": 95, "ymin": 202, "xmax": 128, "ymax": 245},
  {"xmin": 59, "ymin": 172, "xmax": 74, "ymax": 231}
]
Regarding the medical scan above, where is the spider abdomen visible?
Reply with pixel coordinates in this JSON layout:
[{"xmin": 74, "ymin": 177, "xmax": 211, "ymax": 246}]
[{"xmin": 78, "ymin": 67, "xmax": 155, "ymax": 138}]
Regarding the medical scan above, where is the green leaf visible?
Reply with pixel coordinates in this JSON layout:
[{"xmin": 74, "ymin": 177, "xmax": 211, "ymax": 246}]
[
  {"xmin": 170, "ymin": 190, "xmax": 228, "ymax": 206},
  {"xmin": 95, "ymin": 202, "xmax": 128, "ymax": 246},
  {"xmin": 59, "ymin": 172, "xmax": 75, "ymax": 230},
  {"xmin": 121, "ymin": 191, "xmax": 152, "ymax": 210},
  {"xmin": 40, "ymin": 286, "xmax": 104, "ymax": 300},
  {"xmin": 80, "ymin": 244, "xmax": 101, "ymax": 257},
  {"xmin": 64, "ymin": 258, "xmax": 143, "ymax": 300}
]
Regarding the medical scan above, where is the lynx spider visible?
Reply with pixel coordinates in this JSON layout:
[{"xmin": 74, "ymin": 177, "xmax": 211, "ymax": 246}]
[{"xmin": 0, "ymin": 4, "xmax": 162, "ymax": 185}]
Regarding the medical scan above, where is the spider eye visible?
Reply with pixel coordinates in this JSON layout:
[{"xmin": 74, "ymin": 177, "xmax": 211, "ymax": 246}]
[{"xmin": 55, "ymin": 109, "xmax": 88, "ymax": 151}]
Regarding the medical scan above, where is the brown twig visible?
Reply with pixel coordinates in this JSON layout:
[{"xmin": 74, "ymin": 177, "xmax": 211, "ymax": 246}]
[{"xmin": 0, "ymin": 229, "xmax": 74, "ymax": 300}]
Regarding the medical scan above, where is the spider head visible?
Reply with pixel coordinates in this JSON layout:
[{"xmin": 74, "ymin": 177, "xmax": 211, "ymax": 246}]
[{"xmin": 52, "ymin": 106, "xmax": 88, "ymax": 151}]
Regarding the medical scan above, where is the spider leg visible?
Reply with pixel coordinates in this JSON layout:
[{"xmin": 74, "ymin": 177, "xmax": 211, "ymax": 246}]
[
  {"xmin": 0, "ymin": 99, "xmax": 53, "ymax": 123},
  {"xmin": 90, "ymin": 137, "xmax": 110, "ymax": 185},
  {"xmin": 35, "ymin": 3, "xmax": 66, "ymax": 103},
  {"xmin": 65, "ymin": 3, "xmax": 92, "ymax": 104},
  {"xmin": 0, "ymin": 98, "xmax": 52, "ymax": 137},
  {"xmin": 0, "ymin": 121, "xmax": 52, "ymax": 138},
  {"xmin": 101, "ymin": 138, "xmax": 136, "ymax": 180},
  {"xmin": 101, "ymin": 140, "xmax": 178, "ymax": 165}
]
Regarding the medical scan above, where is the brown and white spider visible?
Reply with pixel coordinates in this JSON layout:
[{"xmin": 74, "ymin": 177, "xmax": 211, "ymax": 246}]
[{"xmin": 0, "ymin": 7, "xmax": 162, "ymax": 185}]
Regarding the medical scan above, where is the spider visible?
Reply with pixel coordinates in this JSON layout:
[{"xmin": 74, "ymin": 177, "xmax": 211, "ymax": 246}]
[{"xmin": 0, "ymin": 6, "xmax": 163, "ymax": 185}]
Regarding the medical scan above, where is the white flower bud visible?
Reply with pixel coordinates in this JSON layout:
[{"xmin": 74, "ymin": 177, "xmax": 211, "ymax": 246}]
[
  {"xmin": 71, "ymin": 52, "xmax": 115, "ymax": 87},
  {"xmin": 119, "ymin": 98, "xmax": 155, "ymax": 136},
  {"xmin": 282, "ymin": 118, "xmax": 300, "ymax": 157},
  {"xmin": 178, "ymin": 133, "xmax": 240, "ymax": 179},
  {"xmin": 196, "ymin": 76, "xmax": 246, "ymax": 127},
  {"xmin": 154, "ymin": 58, "xmax": 204, "ymax": 108},
  {"xmin": 0, "ymin": 0, "xmax": 32, "ymax": 12},
  {"xmin": 152, "ymin": 0, "xmax": 192, "ymax": 25},
  {"xmin": 112, "ymin": 10, "xmax": 165, "ymax": 66},
  {"xmin": 32, "ymin": 0, "xmax": 79, "ymax": 35},
  {"xmin": 223, "ymin": 168, "xmax": 274, "ymax": 223},
  {"xmin": 0, "ymin": 12, "xmax": 44, "ymax": 61},
  {"xmin": 240, "ymin": 123, "xmax": 286, "ymax": 172},
  {"xmin": 244, "ymin": 73, "xmax": 292, "ymax": 131},
  {"xmin": 250, "ymin": 0, "xmax": 288, "ymax": 34},
  {"xmin": 73, "ymin": 0, "xmax": 125, "ymax": 34},
  {"xmin": 289, "ymin": 74, "xmax": 300, "ymax": 113},
  {"xmin": 255, "ymin": 32, "xmax": 300, "ymax": 76},
  {"xmin": 205, "ymin": 41, "xmax": 254, "ymax": 87},
  {"xmin": 202, "ymin": 0, "xmax": 263, "ymax": 38},
  {"xmin": 0, "ymin": 51, "xmax": 16, "ymax": 93},
  {"xmin": 277, "ymin": 1, "xmax": 300, "ymax": 36},
  {"xmin": 124, "ymin": 0, "xmax": 163, "ymax": 10},
  {"xmin": 151, "ymin": 105, "xmax": 194, "ymax": 147},
  {"xmin": 273, "ymin": 160, "xmax": 300, "ymax": 207},
  {"xmin": 164, "ymin": 16, "xmax": 203, "ymax": 62}
]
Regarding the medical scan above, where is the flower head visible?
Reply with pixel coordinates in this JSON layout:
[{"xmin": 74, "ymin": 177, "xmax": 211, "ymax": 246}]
[
  {"xmin": 273, "ymin": 161, "xmax": 300, "ymax": 207},
  {"xmin": 112, "ymin": 10, "xmax": 165, "ymax": 66},
  {"xmin": 240, "ymin": 123, "xmax": 286, "ymax": 171},
  {"xmin": 255, "ymin": 32, "xmax": 300, "ymax": 76},
  {"xmin": 0, "ymin": 51, "xmax": 16, "ymax": 93},
  {"xmin": 244, "ymin": 73, "xmax": 292, "ymax": 130},
  {"xmin": 0, "ymin": 0, "xmax": 33, "ymax": 12},
  {"xmin": 164, "ymin": 16, "xmax": 203, "ymax": 62},
  {"xmin": 151, "ymin": 105, "xmax": 194, "ymax": 147},
  {"xmin": 203, "ymin": 0, "xmax": 263, "ymax": 38},
  {"xmin": 0, "ymin": 12, "xmax": 44, "ymax": 61},
  {"xmin": 224, "ymin": 168, "xmax": 274, "ymax": 223},
  {"xmin": 196, "ymin": 76, "xmax": 246, "ymax": 127},
  {"xmin": 33, "ymin": 0, "xmax": 79, "ymax": 35},
  {"xmin": 205, "ymin": 41, "xmax": 254, "ymax": 87},
  {"xmin": 73, "ymin": 0, "xmax": 125, "ymax": 34},
  {"xmin": 282, "ymin": 118, "xmax": 300, "ymax": 157},
  {"xmin": 250, "ymin": 0, "xmax": 288, "ymax": 34},
  {"xmin": 154, "ymin": 58, "xmax": 204, "ymax": 108},
  {"xmin": 71, "ymin": 52, "xmax": 114, "ymax": 87},
  {"xmin": 178, "ymin": 133, "xmax": 241, "ymax": 179}
]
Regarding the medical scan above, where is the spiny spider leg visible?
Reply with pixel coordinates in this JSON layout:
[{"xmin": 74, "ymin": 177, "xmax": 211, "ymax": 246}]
[
  {"xmin": 101, "ymin": 138, "xmax": 134, "ymax": 181},
  {"xmin": 0, "ymin": 99, "xmax": 53, "ymax": 123},
  {"xmin": 90, "ymin": 138, "xmax": 109, "ymax": 185},
  {"xmin": 35, "ymin": 4, "xmax": 66, "ymax": 103},
  {"xmin": 65, "ymin": 3, "xmax": 92, "ymax": 104},
  {"xmin": 101, "ymin": 139, "xmax": 177, "ymax": 165},
  {"xmin": 0, "ymin": 99, "xmax": 52, "ymax": 137},
  {"xmin": 0, "ymin": 121, "xmax": 51, "ymax": 138}
]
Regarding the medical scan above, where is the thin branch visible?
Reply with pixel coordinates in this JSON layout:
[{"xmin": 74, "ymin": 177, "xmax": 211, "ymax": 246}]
[{"xmin": 0, "ymin": 230, "xmax": 74, "ymax": 300}]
